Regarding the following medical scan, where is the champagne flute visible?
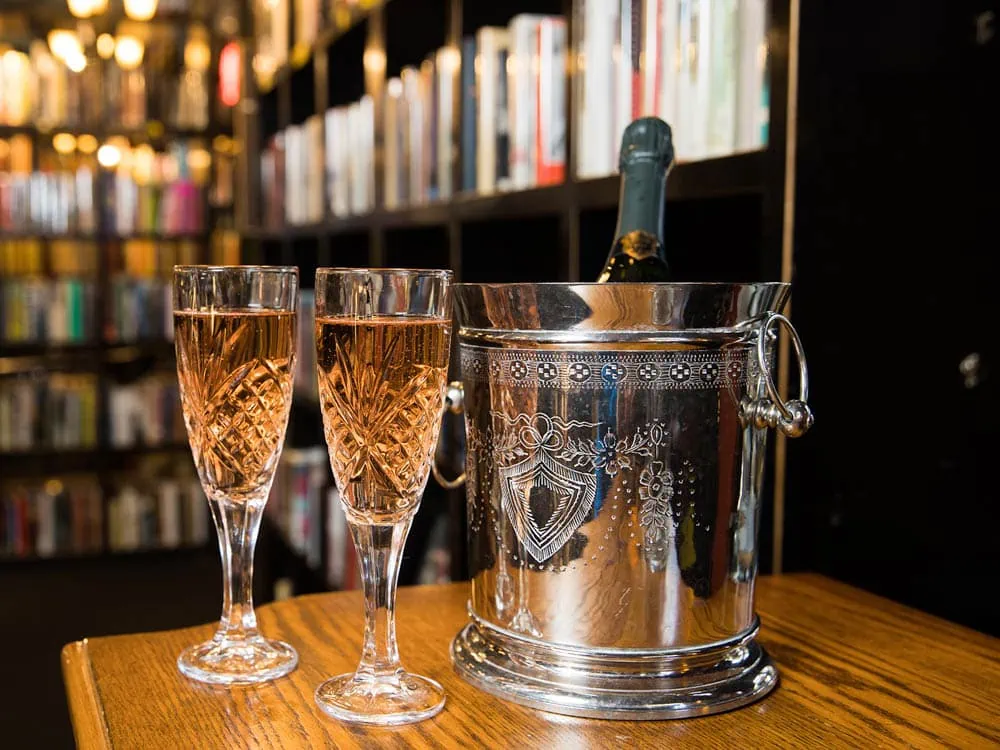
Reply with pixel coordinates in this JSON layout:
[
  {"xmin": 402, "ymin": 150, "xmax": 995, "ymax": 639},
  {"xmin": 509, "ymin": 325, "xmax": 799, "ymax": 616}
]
[
  {"xmin": 173, "ymin": 265, "xmax": 299, "ymax": 685},
  {"xmin": 313, "ymin": 268, "xmax": 452, "ymax": 725}
]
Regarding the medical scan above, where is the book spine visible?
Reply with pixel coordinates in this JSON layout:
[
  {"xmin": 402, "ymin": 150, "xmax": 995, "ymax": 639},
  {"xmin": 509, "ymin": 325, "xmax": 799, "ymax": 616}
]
[{"xmin": 536, "ymin": 18, "xmax": 567, "ymax": 186}]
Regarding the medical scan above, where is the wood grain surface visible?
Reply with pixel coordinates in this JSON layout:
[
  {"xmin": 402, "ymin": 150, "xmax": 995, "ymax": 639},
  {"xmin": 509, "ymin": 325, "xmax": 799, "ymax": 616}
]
[{"xmin": 61, "ymin": 574, "xmax": 1000, "ymax": 749}]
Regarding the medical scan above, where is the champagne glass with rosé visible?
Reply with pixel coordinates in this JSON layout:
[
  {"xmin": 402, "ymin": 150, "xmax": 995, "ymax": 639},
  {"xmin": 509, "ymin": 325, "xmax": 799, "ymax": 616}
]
[
  {"xmin": 173, "ymin": 265, "xmax": 299, "ymax": 685},
  {"xmin": 313, "ymin": 268, "xmax": 452, "ymax": 724}
]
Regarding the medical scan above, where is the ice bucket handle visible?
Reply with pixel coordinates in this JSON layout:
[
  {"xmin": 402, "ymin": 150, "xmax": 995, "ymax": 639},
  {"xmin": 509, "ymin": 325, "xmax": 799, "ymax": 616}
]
[
  {"xmin": 742, "ymin": 312, "xmax": 815, "ymax": 438},
  {"xmin": 432, "ymin": 381, "xmax": 468, "ymax": 489}
]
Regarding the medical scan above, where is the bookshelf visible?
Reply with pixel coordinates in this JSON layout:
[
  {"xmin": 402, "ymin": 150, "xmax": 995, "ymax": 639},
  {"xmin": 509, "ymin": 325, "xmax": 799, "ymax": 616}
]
[
  {"xmin": 0, "ymin": 4, "xmax": 240, "ymax": 563},
  {"xmin": 235, "ymin": 0, "xmax": 797, "ymax": 588}
]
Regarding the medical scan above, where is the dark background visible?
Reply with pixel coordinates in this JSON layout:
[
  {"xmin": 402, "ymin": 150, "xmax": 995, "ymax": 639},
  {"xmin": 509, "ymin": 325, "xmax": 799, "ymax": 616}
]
[{"xmin": 784, "ymin": 0, "xmax": 998, "ymax": 637}]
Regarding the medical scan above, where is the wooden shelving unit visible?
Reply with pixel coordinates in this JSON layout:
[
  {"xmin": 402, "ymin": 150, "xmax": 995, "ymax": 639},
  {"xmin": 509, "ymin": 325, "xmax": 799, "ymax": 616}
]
[
  {"xmin": 237, "ymin": 0, "xmax": 797, "ymax": 582},
  {"xmin": 0, "ymin": 7, "xmax": 240, "ymax": 562}
]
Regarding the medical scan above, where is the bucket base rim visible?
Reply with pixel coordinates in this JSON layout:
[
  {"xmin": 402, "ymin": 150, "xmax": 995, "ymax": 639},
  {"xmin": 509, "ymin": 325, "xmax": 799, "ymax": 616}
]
[{"xmin": 450, "ymin": 620, "xmax": 779, "ymax": 721}]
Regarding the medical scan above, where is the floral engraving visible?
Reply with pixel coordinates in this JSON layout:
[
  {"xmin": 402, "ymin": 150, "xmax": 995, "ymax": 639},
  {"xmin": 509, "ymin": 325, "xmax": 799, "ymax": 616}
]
[
  {"xmin": 594, "ymin": 431, "xmax": 629, "ymax": 476},
  {"xmin": 638, "ymin": 460, "xmax": 676, "ymax": 546}
]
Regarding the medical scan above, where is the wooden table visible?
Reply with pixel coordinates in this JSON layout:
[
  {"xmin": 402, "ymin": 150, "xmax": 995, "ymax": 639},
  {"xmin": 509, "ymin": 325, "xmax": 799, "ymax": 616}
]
[{"xmin": 62, "ymin": 573, "xmax": 1000, "ymax": 749}]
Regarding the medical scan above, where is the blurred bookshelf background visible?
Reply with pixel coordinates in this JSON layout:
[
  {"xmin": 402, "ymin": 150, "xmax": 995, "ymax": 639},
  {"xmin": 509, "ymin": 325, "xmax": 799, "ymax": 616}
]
[
  {"xmin": 0, "ymin": 1, "xmax": 245, "ymax": 746},
  {"xmin": 6, "ymin": 0, "xmax": 992, "ymax": 747}
]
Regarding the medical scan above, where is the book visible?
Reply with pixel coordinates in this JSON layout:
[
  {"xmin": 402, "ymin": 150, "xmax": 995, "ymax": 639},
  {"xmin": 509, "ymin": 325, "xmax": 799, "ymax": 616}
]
[
  {"xmin": 475, "ymin": 27, "xmax": 509, "ymax": 195},
  {"xmin": 460, "ymin": 36, "xmax": 478, "ymax": 192},
  {"xmin": 536, "ymin": 18, "xmax": 568, "ymax": 185},
  {"xmin": 508, "ymin": 15, "xmax": 546, "ymax": 191}
]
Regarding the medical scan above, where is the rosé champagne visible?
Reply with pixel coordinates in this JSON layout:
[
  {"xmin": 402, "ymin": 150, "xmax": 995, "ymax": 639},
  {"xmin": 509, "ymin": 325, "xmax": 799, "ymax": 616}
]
[
  {"xmin": 175, "ymin": 309, "xmax": 297, "ymax": 503},
  {"xmin": 315, "ymin": 315, "xmax": 451, "ymax": 523}
]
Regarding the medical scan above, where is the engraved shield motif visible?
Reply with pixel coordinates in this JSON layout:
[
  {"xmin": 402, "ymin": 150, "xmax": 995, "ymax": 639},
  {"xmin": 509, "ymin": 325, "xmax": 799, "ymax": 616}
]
[{"xmin": 498, "ymin": 447, "xmax": 597, "ymax": 563}]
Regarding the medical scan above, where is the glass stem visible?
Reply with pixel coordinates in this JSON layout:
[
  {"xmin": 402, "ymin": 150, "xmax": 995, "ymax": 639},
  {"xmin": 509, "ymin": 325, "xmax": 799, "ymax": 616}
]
[
  {"xmin": 211, "ymin": 495, "xmax": 265, "ymax": 639},
  {"xmin": 350, "ymin": 516, "xmax": 412, "ymax": 679}
]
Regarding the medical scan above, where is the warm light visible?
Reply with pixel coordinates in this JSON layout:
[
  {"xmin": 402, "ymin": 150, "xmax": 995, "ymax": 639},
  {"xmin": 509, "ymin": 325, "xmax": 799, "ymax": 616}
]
[
  {"xmin": 387, "ymin": 77, "xmax": 402, "ymax": 98},
  {"xmin": 114, "ymin": 35, "xmax": 144, "ymax": 70},
  {"xmin": 52, "ymin": 133, "xmax": 77, "ymax": 154},
  {"xmin": 32, "ymin": 41, "xmax": 56, "ymax": 74},
  {"xmin": 362, "ymin": 48, "xmax": 386, "ymax": 74},
  {"xmin": 437, "ymin": 46, "xmax": 460, "ymax": 75},
  {"xmin": 184, "ymin": 24, "xmax": 211, "ymax": 72},
  {"xmin": 77, "ymin": 134, "xmax": 98, "ymax": 154},
  {"xmin": 218, "ymin": 41, "xmax": 241, "ymax": 107},
  {"xmin": 212, "ymin": 135, "xmax": 232, "ymax": 153},
  {"xmin": 131, "ymin": 144, "xmax": 155, "ymax": 184},
  {"xmin": 47, "ymin": 30, "xmax": 82, "ymax": 62},
  {"xmin": 67, "ymin": 0, "xmax": 97, "ymax": 19},
  {"xmin": 97, "ymin": 143, "xmax": 122, "ymax": 168},
  {"xmin": 187, "ymin": 147, "xmax": 211, "ymax": 171},
  {"xmin": 1, "ymin": 49, "xmax": 28, "ymax": 75},
  {"xmin": 96, "ymin": 33, "xmax": 115, "ymax": 59},
  {"xmin": 123, "ymin": 0, "xmax": 158, "ymax": 21},
  {"xmin": 69, "ymin": 0, "xmax": 108, "ymax": 16},
  {"xmin": 117, "ymin": 142, "xmax": 134, "ymax": 171},
  {"xmin": 252, "ymin": 52, "xmax": 275, "ymax": 78},
  {"xmin": 65, "ymin": 51, "xmax": 87, "ymax": 72}
]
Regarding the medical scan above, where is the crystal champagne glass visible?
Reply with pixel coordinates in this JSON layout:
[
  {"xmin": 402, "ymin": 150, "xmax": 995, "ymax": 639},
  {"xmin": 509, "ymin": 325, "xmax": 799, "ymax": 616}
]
[
  {"xmin": 313, "ymin": 268, "xmax": 452, "ymax": 724},
  {"xmin": 173, "ymin": 265, "xmax": 299, "ymax": 685}
]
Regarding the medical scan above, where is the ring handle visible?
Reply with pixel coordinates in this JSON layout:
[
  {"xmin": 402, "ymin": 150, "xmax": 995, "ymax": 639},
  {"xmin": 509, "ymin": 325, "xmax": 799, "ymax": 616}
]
[
  {"xmin": 432, "ymin": 381, "xmax": 467, "ymax": 489},
  {"xmin": 742, "ymin": 313, "xmax": 815, "ymax": 438}
]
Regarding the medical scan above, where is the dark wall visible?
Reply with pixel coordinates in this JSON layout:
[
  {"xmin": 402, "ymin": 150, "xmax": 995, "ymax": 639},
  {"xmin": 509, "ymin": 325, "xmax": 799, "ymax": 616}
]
[{"xmin": 786, "ymin": 2, "xmax": 998, "ymax": 634}]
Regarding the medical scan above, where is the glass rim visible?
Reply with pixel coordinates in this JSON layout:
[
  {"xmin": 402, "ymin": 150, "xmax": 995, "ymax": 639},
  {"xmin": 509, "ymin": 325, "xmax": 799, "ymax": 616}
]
[
  {"xmin": 315, "ymin": 267, "xmax": 453, "ymax": 278},
  {"xmin": 173, "ymin": 265, "xmax": 299, "ymax": 274}
]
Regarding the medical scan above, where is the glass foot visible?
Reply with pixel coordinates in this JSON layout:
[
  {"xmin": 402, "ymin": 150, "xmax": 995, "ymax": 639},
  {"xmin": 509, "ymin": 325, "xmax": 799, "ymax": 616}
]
[
  {"xmin": 177, "ymin": 635, "xmax": 298, "ymax": 686},
  {"xmin": 314, "ymin": 671, "xmax": 446, "ymax": 725}
]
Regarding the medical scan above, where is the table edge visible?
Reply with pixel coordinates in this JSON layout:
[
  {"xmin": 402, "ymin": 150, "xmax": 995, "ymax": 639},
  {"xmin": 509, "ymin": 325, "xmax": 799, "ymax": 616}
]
[{"xmin": 62, "ymin": 639, "xmax": 113, "ymax": 750}]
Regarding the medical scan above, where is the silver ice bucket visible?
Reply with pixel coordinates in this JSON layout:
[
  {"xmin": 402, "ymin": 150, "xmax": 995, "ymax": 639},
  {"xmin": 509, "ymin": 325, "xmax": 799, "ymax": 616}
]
[{"xmin": 441, "ymin": 282, "xmax": 813, "ymax": 720}]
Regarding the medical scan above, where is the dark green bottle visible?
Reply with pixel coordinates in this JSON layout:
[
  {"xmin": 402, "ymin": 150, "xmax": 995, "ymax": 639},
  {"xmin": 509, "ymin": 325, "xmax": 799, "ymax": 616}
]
[{"xmin": 596, "ymin": 117, "xmax": 675, "ymax": 282}]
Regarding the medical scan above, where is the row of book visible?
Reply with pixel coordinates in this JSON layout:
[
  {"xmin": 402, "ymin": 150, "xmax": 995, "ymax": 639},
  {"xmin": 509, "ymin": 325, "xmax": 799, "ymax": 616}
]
[
  {"xmin": 0, "ymin": 237, "xmax": 97, "ymax": 275},
  {"xmin": 293, "ymin": 290, "xmax": 318, "ymax": 400},
  {"xmin": 0, "ymin": 470, "xmax": 211, "ymax": 559},
  {"xmin": 0, "ymin": 374, "xmax": 99, "ymax": 452},
  {"xmin": 0, "ymin": 239, "xmax": 201, "ymax": 345},
  {"xmin": 0, "ymin": 36, "xmax": 211, "ymax": 131},
  {"xmin": 384, "ymin": 50, "xmax": 457, "ymax": 207},
  {"xmin": 254, "ymin": 0, "xmax": 770, "ymax": 226},
  {"xmin": 107, "ymin": 168, "xmax": 206, "ymax": 237},
  {"xmin": 107, "ymin": 275, "xmax": 174, "ymax": 343},
  {"xmin": 260, "ymin": 96, "xmax": 376, "ymax": 228},
  {"xmin": 0, "ymin": 276, "xmax": 97, "ymax": 344},
  {"xmin": 107, "ymin": 375, "xmax": 185, "ymax": 449},
  {"xmin": 0, "ymin": 372, "xmax": 185, "ymax": 452},
  {"xmin": 266, "ymin": 441, "xmax": 451, "ymax": 592},
  {"xmin": 107, "ymin": 474, "xmax": 210, "ymax": 552},
  {"xmin": 0, "ymin": 170, "xmax": 205, "ymax": 237},
  {"xmin": 267, "ymin": 447, "xmax": 327, "ymax": 571},
  {"xmin": 461, "ymin": 14, "xmax": 568, "ymax": 197},
  {"xmin": 0, "ymin": 478, "xmax": 103, "ymax": 558},
  {"xmin": 265, "ymin": 443, "xmax": 363, "ymax": 591},
  {"xmin": 576, "ymin": 0, "xmax": 769, "ymax": 177},
  {"xmin": 0, "ymin": 275, "xmax": 176, "ymax": 345},
  {"xmin": 0, "ymin": 135, "xmax": 98, "ymax": 234}
]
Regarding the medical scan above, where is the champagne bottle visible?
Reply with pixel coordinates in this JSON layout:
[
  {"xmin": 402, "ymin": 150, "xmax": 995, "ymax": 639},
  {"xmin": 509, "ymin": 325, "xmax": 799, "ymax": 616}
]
[{"xmin": 596, "ymin": 117, "xmax": 675, "ymax": 282}]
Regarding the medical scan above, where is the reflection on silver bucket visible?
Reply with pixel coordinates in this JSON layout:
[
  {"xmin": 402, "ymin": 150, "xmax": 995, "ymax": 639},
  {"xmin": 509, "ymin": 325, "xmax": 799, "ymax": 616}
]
[{"xmin": 440, "ymin": 283, "xmax": 813, "ymax": 720}]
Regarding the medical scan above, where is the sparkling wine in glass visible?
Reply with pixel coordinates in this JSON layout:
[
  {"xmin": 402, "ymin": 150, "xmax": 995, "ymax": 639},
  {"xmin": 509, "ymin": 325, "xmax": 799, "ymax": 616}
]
[
  {"xmin": 314, "ymin": 268, "xmax": 452, "ymax": 725},
  {"xmin": 173, "ymin": 265, "xmax": 299, "ymax": 685}
]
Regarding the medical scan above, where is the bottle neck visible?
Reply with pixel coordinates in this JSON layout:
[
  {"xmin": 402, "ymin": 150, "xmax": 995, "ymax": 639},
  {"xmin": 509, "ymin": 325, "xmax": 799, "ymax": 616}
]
[{"xmin": 614, "ymin": 158, "xmax": 667, "ymax": 248}]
